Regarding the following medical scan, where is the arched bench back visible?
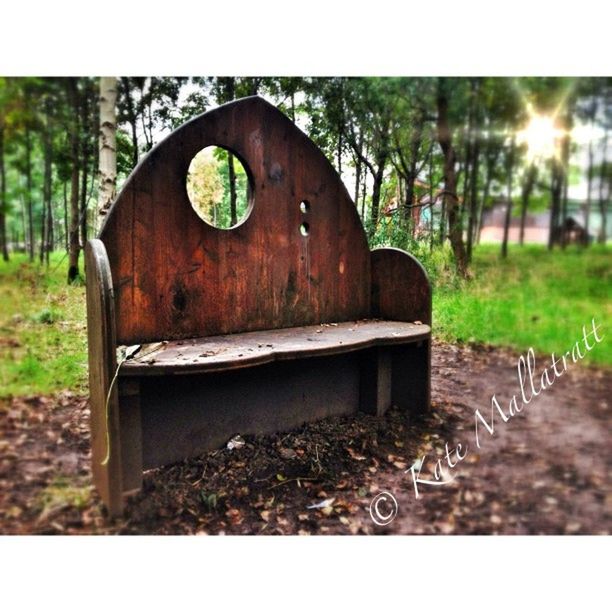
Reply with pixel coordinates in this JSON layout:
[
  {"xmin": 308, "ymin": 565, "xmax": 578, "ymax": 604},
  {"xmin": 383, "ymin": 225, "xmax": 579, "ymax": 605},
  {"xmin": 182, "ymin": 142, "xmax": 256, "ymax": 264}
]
[{"xmin": 100, "ymin": 96, "xmax": 371, "ymax": 345}]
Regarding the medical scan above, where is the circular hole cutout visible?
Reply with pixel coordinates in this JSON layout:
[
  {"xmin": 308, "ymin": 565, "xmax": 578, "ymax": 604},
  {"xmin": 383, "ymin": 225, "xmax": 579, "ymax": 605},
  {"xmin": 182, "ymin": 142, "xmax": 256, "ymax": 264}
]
[
  {"xmin": 186, "ymin": 146, "xmax": 251, "ymax": 229},
  {"xmin": 300, "ymin": 222, "xmax": 310, "ymax": 237},
  {"xmin": 300, "ymin": 200, "xmax": 310, "ymax": 213}
]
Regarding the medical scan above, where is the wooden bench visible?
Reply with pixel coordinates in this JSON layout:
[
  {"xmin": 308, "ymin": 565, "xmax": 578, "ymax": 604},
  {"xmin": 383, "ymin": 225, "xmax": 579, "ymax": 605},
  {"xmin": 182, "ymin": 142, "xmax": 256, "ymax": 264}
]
[{"xmin": 85, "ymin": 96, "xmax": 432, "ymax": 517}]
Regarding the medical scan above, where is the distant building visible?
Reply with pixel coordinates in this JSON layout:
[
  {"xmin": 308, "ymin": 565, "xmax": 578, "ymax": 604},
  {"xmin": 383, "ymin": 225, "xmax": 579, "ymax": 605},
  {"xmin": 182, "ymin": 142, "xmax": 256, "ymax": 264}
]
[{"xmin": 479, "ymin": 201, "xmax": 610, "ymax": 244}]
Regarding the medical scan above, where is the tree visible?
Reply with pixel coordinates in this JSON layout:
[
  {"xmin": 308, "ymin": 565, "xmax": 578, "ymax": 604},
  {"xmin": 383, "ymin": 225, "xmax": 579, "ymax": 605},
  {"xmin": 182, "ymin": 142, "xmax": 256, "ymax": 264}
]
[
  {"xmin": 518, "ymin": 162, "xmax": 538, "ymax": 245},
  {"xmin": 66, "ymin": 78, "xmax": 82, "ymax": 283},
  {"xmin": 344, "ymin": 78, "xmax": 395, "ymax": 234},
  {"xmin": 436, "ymin": 78, "xmax": 469, "ymax": 278},
  {"xmin": 98, "ymin": 77, "xmax": 118, "ymax": 217},
  {"xmin": 501, "ymin": 137, "xmax": 516, "ymax": 258},
  {"xmin": 0, "ymin": 76, "xmax": 15, "ymax": 261},
  {"xmin": 390, "ymin": 78, "xmax": 435, "ymax": 234}
]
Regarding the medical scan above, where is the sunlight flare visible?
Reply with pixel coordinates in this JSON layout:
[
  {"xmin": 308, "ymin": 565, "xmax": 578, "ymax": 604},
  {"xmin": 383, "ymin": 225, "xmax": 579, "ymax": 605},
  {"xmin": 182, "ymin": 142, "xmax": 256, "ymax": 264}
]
[{"xmin": 516, "ymin": 114, "xmax": 563, "ymax": 161}]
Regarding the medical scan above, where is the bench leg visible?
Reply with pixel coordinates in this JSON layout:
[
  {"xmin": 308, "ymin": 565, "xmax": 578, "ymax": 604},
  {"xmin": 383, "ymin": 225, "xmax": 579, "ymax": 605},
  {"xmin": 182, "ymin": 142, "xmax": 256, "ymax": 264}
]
[
  {"xmin": 391, "ymin": 340, "xmax": 431, "ymax": 414},
  {"xmin": 118, "ymin": 380, "xmax": 143, "ymax": 499},
  {"xmin": 360, "ymin": 347, "xmax": 393, "ymax": 416},
  {"xmin": 89, "ymin": 373, "xmax": 124, "ymax": 518}
]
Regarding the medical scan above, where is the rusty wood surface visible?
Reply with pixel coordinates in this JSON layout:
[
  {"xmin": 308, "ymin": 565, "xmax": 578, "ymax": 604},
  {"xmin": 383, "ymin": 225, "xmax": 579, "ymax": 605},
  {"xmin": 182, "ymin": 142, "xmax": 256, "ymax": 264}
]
[
  {"xmin": 120, "ymin": 320, "xmax": 430, "ymax": 376},
  {"xmin": 100, "ymin": 96, "xmax": 371, "ymax": 346},
  {"xmin": 371, "ymin": 247, "xmax": 432, "ymax": 326},
  {"xmin": 85, "ymin": 239, "xmax": 124, "ymax": 516}
]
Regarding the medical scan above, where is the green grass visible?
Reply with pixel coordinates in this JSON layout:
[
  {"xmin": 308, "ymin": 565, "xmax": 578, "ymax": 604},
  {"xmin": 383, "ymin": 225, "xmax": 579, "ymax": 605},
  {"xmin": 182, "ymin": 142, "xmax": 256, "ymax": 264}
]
[
  {"xmin": 0, "ymin": 253, "xmax": 88, "ymax": 397},
  {"xmin": 433, "ymin": 244, "xmax": 612, "ymax": 366},
  {"xmin": 0, "ymin": 244, "xmax": 609, "ymax": 399}
]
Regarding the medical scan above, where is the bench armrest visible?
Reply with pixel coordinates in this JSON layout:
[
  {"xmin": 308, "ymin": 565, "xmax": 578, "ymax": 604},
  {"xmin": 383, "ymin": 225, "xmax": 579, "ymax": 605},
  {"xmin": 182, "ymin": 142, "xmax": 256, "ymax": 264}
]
[
  {"xmin": 370, "ymin": 247, "xmax": 432, "ymax": 326},
  {"xmin": 85, "ymin": 238, "xmax": 124, "ymax": 515}
]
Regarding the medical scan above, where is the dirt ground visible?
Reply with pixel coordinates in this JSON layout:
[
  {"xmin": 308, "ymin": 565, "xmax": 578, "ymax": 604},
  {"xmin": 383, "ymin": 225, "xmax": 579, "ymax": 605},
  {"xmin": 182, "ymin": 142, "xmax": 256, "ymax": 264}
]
[{"xmin": 1, "ymin": 341, "xmax": 610, "ymax": 535}]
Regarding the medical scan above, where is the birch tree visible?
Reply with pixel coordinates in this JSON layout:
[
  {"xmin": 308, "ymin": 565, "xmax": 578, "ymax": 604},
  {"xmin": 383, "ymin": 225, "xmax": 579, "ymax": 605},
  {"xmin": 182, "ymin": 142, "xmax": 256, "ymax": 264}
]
[{"xmin": 97, "ymin": 77, "xmax": 117, "ymax": 217}]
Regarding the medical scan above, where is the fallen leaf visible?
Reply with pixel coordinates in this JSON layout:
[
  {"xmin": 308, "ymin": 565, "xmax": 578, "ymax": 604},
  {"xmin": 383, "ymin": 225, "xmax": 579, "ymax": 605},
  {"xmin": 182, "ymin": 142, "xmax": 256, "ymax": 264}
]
[{"xmin": 307, "ymin": 497, "xmax": 335, "ymax": 510}]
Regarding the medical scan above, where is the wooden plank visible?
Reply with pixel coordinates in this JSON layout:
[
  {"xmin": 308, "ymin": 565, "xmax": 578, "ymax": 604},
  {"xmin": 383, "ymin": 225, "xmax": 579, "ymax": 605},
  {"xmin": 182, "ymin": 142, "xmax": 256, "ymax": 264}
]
[
  {"xmin": 360, "ymin": 348, "xmax": 392, "ymax": 416},
  {"xmin": 100, "ymin": 97, "xmax": 371, "ymax": 346},
  {"xmin": 119, "ymin": 320, "xmax": 430, "ymax": 376},
  {"xmin": 85, "ymin": 239, "xmax": 124, "ymax": 517},
  {"xmin": 371, "ymin": 247, "xmax": 432, "ymax": 325},
  {"xmin": 118, "ymin": 379, "xmax": 143, "ymax": 497},
  {"xmin": 139, "ymin": 354, "xmax": 360, "ymax": 469}
]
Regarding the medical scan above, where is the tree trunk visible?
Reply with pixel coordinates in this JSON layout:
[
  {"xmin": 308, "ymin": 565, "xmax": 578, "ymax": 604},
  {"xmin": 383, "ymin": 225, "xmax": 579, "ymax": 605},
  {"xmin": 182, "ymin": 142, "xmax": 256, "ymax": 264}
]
[
  {"xmin": 598, "ymin": 127, "xmax": 609, "ymax": 244},
  {"xmin": 370, "ymin": 165, "xmax": 384, "ymax": 233},
  {"xmin": 560, "ymin": 172, "xmax": 569, "ymax": 250},
  {"xmin": 67, "ymin": 79, "xmax": 81, "ymax": 283},
  {"xmin": 80, "ymin": 86, "xmax": 92, "ymax": 247},
  {"xmin": 80, "ymin": 158, "xmax": 88, "ymax": 247},
  {"xmin": 337, "ymin": 130, "xmax": 343, "ymax": 176},
  {"xmin": 436, "ymin": 78, "xmax": 469, "ymax": 278},
  {"xmin": 583, "ymin": 98, "xmax": 598, "ymax": 245},
  {"xmin": 228, "ymin": 152, "xmax": 237, "ymax": 226},
  {"xmin": 98, "ymin": 77, "xmax": 118, "ymax": 217},
  {"xmin": 46, "ymin": 198, "xmax": 53, "ymax": 265},
  {"xmin": 549, "ymin": 159, "xmax": 563, "ymax": 250},
  {"xmin": 501, "ymin": 140, "xmax": 515, "ymax": 259},
  {"xmin": 404, "ymin": 173, "xmax": 416, "ymax": 235},
  {"xmin": 25, "ymin": 127, "xmax": 34, "ymax": 261},
  {"xmin": 519, "ymin": 164, "xmax": 537, "ymax": 246},
  {"xmin": 121, "ymin": 77, "xmax": 139, "ymax": 168},
  {"xmin": 461, "ymin": 142, "xmax": 471, "ymax": 243},
  {"xmin": 428, "ymin": 147, "xmax": 435, "ymax": 252},
  {"xmin": 465, "ymin": 78, "xmax": 480, "ymax": 262},
  {"xmin": 0, "ymin": 126, "xmax": 8, "ymax": 261},
  {"xmin": 559, "ymin": 112, "xmax": 572, "ymax": 249},
  {"xmin": 466, "ymin": 137, "xmax": 480, "ymax": 262},
  {"xmin": 475, "ymin": 146, "xmax": 498, "ymax": 245},
  {"xmin": 63, "ymin": 181, "xmax": 69, "ymax": 252},
  {"xmin": 68, "ymin": 149, "xmax": 80, "ymax": 281},
  {"xmin": 354, "ymin": 133, "xmax": 363, "ymax": 206},
  {"xmin": 40, "ymin": 98, "xmax": 53, "ymax": 264},
  {"xmin": 360, "ymin": 166, "xmax": 367, "ymax": 221}
]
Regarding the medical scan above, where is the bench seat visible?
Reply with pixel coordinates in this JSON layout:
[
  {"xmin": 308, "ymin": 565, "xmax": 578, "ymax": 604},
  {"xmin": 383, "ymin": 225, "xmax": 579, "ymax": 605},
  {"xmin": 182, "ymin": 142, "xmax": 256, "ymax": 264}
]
[{"xmin": 120, "ymin": 320, "xmax": 431, "ymax": 376}]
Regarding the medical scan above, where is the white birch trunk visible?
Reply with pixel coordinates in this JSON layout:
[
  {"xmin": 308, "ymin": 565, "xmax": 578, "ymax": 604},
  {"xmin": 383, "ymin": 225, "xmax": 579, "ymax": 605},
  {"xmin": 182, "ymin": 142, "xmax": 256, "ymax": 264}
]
[{"xmin": 98, "ymin": 77, "xmax": 117, "ymax": 216}]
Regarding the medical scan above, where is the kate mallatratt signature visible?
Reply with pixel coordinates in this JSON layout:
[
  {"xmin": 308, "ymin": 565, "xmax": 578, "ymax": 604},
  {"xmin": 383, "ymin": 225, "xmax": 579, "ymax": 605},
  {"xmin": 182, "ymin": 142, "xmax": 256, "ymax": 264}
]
[
  {"xmin": 368, "ymin": 318, "xmax": 604, "ymax": 525},
  {"xmin": 408, "ymin": 317, "xmax": 604, "ymax": 499}
]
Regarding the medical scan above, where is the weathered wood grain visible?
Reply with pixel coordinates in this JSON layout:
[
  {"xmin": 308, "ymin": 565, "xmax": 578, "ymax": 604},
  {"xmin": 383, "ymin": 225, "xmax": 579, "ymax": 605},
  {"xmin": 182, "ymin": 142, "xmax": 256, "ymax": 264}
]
[
  {"xmin": 100, "ymin": 96, "xmax": 371, "ymax": 346},
  {"xmin": 371, "ymin": 247, "xmax": 432, "ymax": 325},
  {"xmin": 85, "ymin": 239, "xmax": 124, "ymax": 516},
  {"xmin": 120, "ymin": 320, "xmax": 430, "ymax": 376}
]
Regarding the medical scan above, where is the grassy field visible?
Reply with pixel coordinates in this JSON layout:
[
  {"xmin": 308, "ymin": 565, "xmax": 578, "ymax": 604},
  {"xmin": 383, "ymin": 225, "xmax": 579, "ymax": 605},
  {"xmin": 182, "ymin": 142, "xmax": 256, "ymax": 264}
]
[
  {"xmin": 0, "ymin": 253, "xmax": 87, "ymax": 397},
  {"xmin": 433, "ymin": 244, "xmax": 611, "ymax": 366},
  {"xmin": 0, "ymin": 244, "xmax": 610, "ymax": 398}
]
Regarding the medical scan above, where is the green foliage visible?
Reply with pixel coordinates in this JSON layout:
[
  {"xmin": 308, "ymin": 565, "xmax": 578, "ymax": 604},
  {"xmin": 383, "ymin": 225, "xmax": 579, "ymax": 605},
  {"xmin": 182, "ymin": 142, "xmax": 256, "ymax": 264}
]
[
  {"xmin": 31, "ymin": 307, "xmax": 62, "ymax": 324},
  {"xmin": 0, "ymin": 253, "xmax": 87, "ymax": 397},
  {"xmin": 434, "ymin": 244, "xmax": 612, "ymax": 365}
]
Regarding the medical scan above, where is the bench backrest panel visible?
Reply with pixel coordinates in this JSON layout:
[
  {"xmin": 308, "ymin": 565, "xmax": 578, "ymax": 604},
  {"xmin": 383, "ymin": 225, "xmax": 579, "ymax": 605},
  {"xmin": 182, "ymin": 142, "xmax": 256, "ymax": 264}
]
[{"xmin": 100, "ymin": 97, "xmax": 371, "ymax": 345}]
